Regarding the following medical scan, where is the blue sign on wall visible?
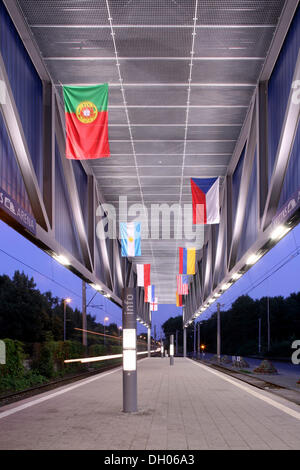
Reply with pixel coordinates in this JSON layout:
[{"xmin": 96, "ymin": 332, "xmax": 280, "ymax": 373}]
[{"xmin": 0, "ymin": 186, "xmax": 36, "ymax": 235}]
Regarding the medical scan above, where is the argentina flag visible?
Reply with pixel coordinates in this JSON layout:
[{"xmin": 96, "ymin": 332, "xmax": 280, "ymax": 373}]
[{"xmin": 120, "ymin": 222, "xmax": 141, "ymax": 257}]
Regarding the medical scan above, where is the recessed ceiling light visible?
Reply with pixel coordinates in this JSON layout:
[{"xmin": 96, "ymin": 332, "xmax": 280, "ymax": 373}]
[
  {"xmin": 246, "ymin": 253, "xmax": 262, "ymax": 266},
  {"xmin": 270, "ymin": 225, "xmax": 291, "ymax": 241},
  {"xmin": 232, "ymin": 272, "xmax": 242, "ymax": 280},
  {"xmin": 52, "ymin": 254, "xmax": 70, "ymax": 266}
]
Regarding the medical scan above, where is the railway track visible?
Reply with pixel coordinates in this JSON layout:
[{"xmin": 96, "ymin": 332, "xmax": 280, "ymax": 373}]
[
  {"xmin": 0, "ymin": 360, "xmax": 123, "ymax": 407},
  {"xmin": 0, "ymin": 353, "xmax": 153, "ymax": 407}
]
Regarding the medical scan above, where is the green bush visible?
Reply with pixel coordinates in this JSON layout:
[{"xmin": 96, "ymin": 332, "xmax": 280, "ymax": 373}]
[
  {"xmin": 110, "ymin": 345, "xmax": 122, "ymax": 355},
  {"xmin": 0, "ymin": 370, "xmax": 46, "ymax": 392},
  {"xmin": 265, "ymin": 340, "xmax": 292, "ymax": 358},
  {"xmin": 0, "ymin": 338, "xmax": 25, "ymax": 378},
  {"xmin": 89, "ymin": 344, "xmax": 106, "ymax": 357},
  {"xmin": 36, "ymin": 342, "xmax": 54, "ymax": 378}
]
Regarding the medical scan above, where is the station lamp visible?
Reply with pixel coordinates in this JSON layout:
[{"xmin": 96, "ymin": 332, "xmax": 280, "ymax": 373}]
[
  {"xmin": 246, "ymin": 253, "xmax": 262, "ymax": 266},
  {"xmin": 52, "ymin": 253, "xmax": 70, "ymax": 266},
  {"xmin": 270, "ymin": 224, "xmax": 291, "ymax": 241}
]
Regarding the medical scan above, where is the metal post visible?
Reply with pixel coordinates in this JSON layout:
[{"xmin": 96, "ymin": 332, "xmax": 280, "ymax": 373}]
[
  {"xmin": 122, "ymin": 288, "xmax": 137, "ymax": 413},
  {"xmin": 175, "ymin": 330, "xmax": 178, "ymax": 356},
  {"xmin": 147, "ymin": 326, "xmax": 151, "ymax": 358},
  {"xmin": 63, "ymin": 301, "xmax": 66, "ymax": 342},
  {"xmin": 258, "ymin": 318, "xmax": 262, "ymax": 355},
  {"xmin": 217, "ymin": 303, "xmax": 221, "ymax": 361},
  {"xmin": 183, "ymin": 327, "xmax": 187, "ymax": 358},
  {"xmin": 267, "ymin": 297, "xmax": 271, "ymax": 352},
  {"xmin": 154, "ymin": 324, "xmax": 156, "ymax": 346},
  {"xmin": 170, "ymin": 334, "xmax": 174, "ymax": 366},
  {"xmin": 82, "ymin": 281, "xmax": 87, "ymax": 349},
  {"xmin": 197, "ymin": 322, "xmax": 200, "ymax": 359}
]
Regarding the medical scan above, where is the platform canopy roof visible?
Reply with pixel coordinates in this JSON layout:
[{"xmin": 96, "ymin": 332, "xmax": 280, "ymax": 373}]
[{"xmin": 16, "ymin": 0, "xmax": 286, "ymax": 303}]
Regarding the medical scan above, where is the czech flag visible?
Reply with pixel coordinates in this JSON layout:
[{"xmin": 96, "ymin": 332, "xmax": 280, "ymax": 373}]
[
  {"xmin": 179, "ymin": 247, "xmax": 196, "ymax": 275},
  {"xmin": 145, "ymin": 285, "xmax": 155, "ymax": 303},
  {"xmin": 191, "ymin": 177, "xmax": 220, "ymax": 224},
  {"xmin": 120, "ymin": 222, "xmax": 141, "ymax": 257},
  {"xmin": 136, "ymin": 264, "xmax": 151, "ymax": 287}
]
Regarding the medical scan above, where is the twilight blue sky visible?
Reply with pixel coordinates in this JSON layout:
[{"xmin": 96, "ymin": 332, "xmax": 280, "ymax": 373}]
[{"xmin": 0, "ymin": 219, "xmax": 300, "ymax": 336}]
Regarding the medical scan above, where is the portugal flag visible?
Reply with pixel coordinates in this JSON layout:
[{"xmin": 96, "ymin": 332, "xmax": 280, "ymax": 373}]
[{"xmin": 63, "ymin": 84, "xmax": 110, "ymax": 159}]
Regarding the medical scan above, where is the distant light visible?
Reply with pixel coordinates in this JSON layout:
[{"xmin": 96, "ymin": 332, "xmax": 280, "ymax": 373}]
[
  {"xmin": 246, "ymin": 253, "xmax": 261, "ymax": 266},
  {"xmin": 208, "ymin": 298, "xmax": 214, "ymax": 304},
  {"xmin": 90, "ymin": 283, "xmax": 102, "ymax": 292},
  {"xmin": 65, "ymin": 297, "xmax": 71, "ymax": 304},
  {"xmin": 52, "ymin": 254, "xmax": 70, "ymax": 266},
  {"xmin": 271, "ymin": 225, "xmax": 291, "ymax": 241},
  {"xmin": 215, "ymin": 293, "xmax": 221, "ymax": 298},
  {"xmin": 232, "ymin": 272, "xmax": 242, "ymax": 280},
  {"xmin": 104, "ymin": 316, "xmax": 109, "ymax": 322},
  {"xmin": 221, "ymin": 283, "xmax": 232, "ymax": 291}
]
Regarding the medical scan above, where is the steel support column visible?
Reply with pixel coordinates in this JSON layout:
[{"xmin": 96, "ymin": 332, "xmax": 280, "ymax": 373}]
[{"xmin": 122, "ymin": 288, "xmax": 137, "ymax": 413}]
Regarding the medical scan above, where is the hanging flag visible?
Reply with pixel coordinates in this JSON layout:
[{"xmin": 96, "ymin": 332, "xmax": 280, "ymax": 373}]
[
  {"xmin": 179, "ymin": 247, "xmax": 196, "ymax": 275},
  {"xmin": 176, "ymin": 292, "xmax": 182, "ymax": 307},
  {"xmin": 145, "ymin": 285, "xmax": 155, "ymax": 303},
  {"xmin": 63, "ymin": 83, "xmax": 110, "ymax": 160},
  {"xmin": 136, "ymin": 264, "xmax": 151, "ymax": 287},
  {"xmin": 120, "ymin": 222, "xmax": 141, "ymax": 257},
  {"xmin": 177, "ymin": 275, "xmax": 189, "ymax": 295},
  {"xmin": 191, "ymin": 177, "xmax": 220, "ymax": 224},
  {"xmin": 150, "ymin": 297, "xmax": 158, "ymax": 312}
]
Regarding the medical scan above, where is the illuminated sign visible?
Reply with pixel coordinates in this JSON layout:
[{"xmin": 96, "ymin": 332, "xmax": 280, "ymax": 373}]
[
  {"xmin": 272, "ymin": 187, "xmax": 300, "ymax": 227},
  {"xmin": 0, "ymin": 186, "xmax": 36, "ymax": 235}
]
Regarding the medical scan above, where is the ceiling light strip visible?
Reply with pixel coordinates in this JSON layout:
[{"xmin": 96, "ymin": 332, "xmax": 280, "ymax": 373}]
[
  {"xmin": 58, "ymin": 83, "xmax": 256, "ymax": 87},
  {"xmin": 108, "ymin": 124, "xmax": 241, "ymax": 127},
  {"xmin": 31, "ymin": 24, "xmax": 277, "ymax": 29},
  {"xmin": 45, "ymin": 57, "xmax": 265, "ymax": 61},
  {"xmin": 173, "ymin": 0, "xmax": 199, "ymax": 291},
  {"xmin": 106, "ymin": 105, "xmax": 248, "ymax": 108},
  {"xmin": 105, "ymin": 0, "xmax": 158, "ymax": 295}
]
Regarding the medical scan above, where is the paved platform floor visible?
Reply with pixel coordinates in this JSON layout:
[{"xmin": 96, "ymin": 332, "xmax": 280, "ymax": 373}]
[{"xmin": 0, "ymin": 357, "xmax": 300, "ymax": 450}]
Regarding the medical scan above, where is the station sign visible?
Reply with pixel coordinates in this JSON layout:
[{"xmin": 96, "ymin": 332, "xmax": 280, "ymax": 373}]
[
  {"xmin": 0, "ymin": 186, "xmax": 36, "ymax": 235},
  {"xmin": 272, "ymin": 187, "xmax": 300, "ymax": 227}
]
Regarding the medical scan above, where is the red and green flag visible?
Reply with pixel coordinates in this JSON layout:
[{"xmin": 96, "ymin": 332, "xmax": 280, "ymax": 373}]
[{"xmin": 63, "ymin": 84, "xmax": 110, "ymax": 160}]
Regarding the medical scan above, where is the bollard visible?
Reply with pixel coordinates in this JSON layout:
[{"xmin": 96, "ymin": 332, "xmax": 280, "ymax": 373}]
[{"xmin": 170, "ymin": 334, "xmax": 174, "ymax": 366}]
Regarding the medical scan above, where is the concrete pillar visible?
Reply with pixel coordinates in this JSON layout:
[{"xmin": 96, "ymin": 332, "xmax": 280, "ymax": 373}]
[{"xmin": 183, "ymin": 327, "xmax": 187, "ymax": 358}]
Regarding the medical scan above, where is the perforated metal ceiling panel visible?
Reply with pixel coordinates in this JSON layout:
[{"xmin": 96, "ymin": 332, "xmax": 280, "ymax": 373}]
[{"xmin": 17, "ymin": 0, "xmax": 286, "ymax": 302}]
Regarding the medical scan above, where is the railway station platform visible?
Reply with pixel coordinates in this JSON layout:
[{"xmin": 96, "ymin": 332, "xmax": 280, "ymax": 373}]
[{"xmin": 0, "ymin": 357, "xmax": 299, "ymax": 450}]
